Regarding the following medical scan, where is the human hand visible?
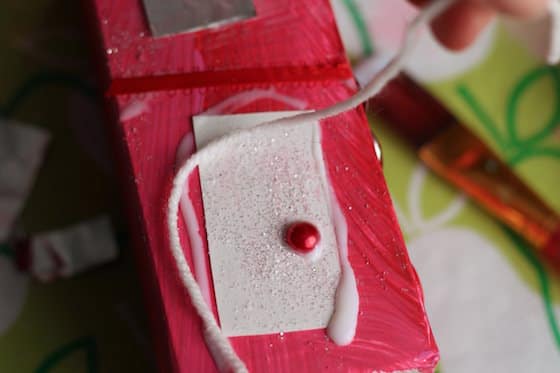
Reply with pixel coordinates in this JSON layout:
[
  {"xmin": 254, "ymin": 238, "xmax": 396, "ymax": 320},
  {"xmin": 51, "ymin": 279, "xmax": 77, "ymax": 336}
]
[{"xmin": 411, "ymin": 0, "xmax": 550, "ymax": 50}]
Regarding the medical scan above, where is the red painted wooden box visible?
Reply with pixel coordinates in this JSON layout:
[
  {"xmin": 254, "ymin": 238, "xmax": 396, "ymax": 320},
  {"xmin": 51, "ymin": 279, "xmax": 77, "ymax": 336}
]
[{"xmin": 84, "ymin": 0, "xmax": 439, "ymax": 371}]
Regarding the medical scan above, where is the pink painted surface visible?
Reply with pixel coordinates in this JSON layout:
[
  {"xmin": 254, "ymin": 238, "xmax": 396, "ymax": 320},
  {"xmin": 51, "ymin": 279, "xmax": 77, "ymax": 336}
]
[
  {"xmin": 85, "ymin": 0, "xmax": 439, "ymax": 371},
  {"xmin": 88, "ymin": 0, "xmax": 347, "ymax": 80}
]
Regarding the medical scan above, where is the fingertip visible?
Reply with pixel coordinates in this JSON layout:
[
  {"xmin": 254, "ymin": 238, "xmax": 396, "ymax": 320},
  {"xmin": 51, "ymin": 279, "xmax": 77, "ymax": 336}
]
[
  {"xmin": 431, "ymin": 2, "xmax": 495, "ymax": 51},
  {"xmin": 488, "ymin": 0, "xmax": 549, "ymax": 19}
]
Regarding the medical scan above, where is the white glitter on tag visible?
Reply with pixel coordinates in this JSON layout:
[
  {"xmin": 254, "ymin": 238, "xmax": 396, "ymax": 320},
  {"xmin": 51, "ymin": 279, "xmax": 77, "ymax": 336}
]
[{"xmin": 192, "ymin": 112, "xmax": 340, "ymax": 337}]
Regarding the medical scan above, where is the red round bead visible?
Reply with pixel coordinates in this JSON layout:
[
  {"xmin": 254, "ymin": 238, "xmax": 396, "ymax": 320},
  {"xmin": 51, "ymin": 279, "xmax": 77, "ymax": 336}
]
[{"xmin": 284, "ymin": 221, "xmax": 321, "ymax": 254}]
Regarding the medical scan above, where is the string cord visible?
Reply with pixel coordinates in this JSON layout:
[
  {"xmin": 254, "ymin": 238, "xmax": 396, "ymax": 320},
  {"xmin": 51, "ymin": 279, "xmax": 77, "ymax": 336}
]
[{"xmin": 166, "ymin": 1, "xmax": 455, "ymax": 372}]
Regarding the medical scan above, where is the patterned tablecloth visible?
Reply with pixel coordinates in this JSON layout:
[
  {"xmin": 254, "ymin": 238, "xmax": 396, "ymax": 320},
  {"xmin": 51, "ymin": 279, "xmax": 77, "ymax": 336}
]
[
  {"xmin": 0, "ymin": 0, "xmax": 559, "ymax": 372},
  {"xmin": 334, "ymin": 0, "xmax": 560, "ymax": 371},
  {"xmin": 0, "ymin": 1, "xmax": 153, "ymax": 372}
]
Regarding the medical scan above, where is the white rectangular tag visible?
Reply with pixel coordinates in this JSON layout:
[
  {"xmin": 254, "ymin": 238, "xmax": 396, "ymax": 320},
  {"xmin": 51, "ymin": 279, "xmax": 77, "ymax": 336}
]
[{"xmin": 192, "ymin": 112, "xmax": 340, "ymax": 337}]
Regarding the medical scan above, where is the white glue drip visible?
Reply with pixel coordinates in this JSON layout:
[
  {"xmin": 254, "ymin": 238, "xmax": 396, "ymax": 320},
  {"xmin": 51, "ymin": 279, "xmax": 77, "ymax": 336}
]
[
  {"xmin": 120, "ymin": 98, "xmax": 151, "ymax": 121},
  {"xmin": 326, "ymin": 199, "xmax": 359, "ymax": 345},
  {"xmin": 166, "ymin": 1, "xmax": 456, "ymax": 371},
  {"xmin": 312, "ymin": 123, "xmax": 359, "ymax": 345},
  {"xmin": 176, "ymin": 133, "xmax": 213, "ymax": 307},
  {"xmin": 179, "ymin": 189, "xmax": 213, "ymax": 306},
  {"xmin": 204, "ymin": 88, "xmax": 307, "ymax": 115}
]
